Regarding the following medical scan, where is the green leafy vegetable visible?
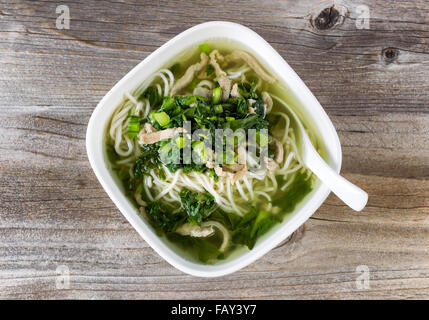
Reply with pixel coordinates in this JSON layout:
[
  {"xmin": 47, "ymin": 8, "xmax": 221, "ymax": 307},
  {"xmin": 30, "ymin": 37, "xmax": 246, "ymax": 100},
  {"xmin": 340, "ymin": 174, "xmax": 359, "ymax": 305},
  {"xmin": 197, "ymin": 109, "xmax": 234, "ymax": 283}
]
[
  {"xmin": 214, "ymin": 104, "xmax": 223, "ymax": 114},
  {"xmin": 228, "ymin": 97, "xmax": 247, "ymax": 118},
  {"xmin": 166, "ymin": 233, "xmax": 222, "ymax": 263},
  {"xmin": 231, "ymin": 173, "xmax": 313, "ymax": 249},
  {"xmin": 169, "ymin": 63, "xmax": 181, "ymax": 75},
  {"xmin": 133, "ymin": 144, "xmax": 162, "ymax": 179},
  {"xmin": 252, "ymin": 99, "xmax": 266, "ymax": 117},
  {"xmin": 272, "ymin": 172, "xmax": 313, "ymax": 213},
  {"xmin": 206, "ymin": 64, "xmax": 214, "ymax": 76},
  {"xmin": 160, "ymin": 96, "xmax": 175, "ymax": 111},
  {"xmin": 238, "ymin": 82, "xmax": 259, "ymax": 99},
  {"xmin": 146, "ymin": 201, "xmax": 186, "ymax": 233},
  {"xmin": 224, "ymin": 114, "xmax": 268, "ymax": 131},
  {"xmin": 192, "ymin": 141, "xmax": 209, "ymax": 164},
  {"xmin": 179, "ymin": 188, "xmax": 217, "ymax": 224},
  {"xmin": 256, "ymin": 130, "xmax": 269, "ymax": 147},
  {"xmin": 138, "ymin": 87, "xmax": 161, "ymax": 106},
  {"xmin": 230, "ymin": 207, "xmax": 278, "ymax": 249}
]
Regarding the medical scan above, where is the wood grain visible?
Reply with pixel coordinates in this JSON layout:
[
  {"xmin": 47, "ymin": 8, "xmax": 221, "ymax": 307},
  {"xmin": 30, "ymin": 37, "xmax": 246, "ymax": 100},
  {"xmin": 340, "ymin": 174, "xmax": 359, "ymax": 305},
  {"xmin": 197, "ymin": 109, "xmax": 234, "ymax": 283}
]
[{"xmin": 0, "ymin": 0, "xmax": 428, "ymax": 299}]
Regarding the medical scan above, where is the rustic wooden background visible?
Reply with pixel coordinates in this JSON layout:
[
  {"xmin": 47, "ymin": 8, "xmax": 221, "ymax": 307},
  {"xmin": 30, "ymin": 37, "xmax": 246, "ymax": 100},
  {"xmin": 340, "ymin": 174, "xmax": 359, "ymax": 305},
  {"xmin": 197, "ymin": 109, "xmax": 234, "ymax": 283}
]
[{"xmin": 0, "ymin": 0, "xmax": 428, "ymax": 299}]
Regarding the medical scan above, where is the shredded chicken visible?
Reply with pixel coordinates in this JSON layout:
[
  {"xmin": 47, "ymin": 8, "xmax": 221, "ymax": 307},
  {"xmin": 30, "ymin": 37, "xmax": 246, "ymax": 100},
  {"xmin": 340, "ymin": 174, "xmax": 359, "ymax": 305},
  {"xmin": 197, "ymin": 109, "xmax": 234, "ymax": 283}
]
[
  {"xmin": 231, "ymin": 166, "xmax": 247, "ymax": 184},
  {"xmin": 218, "ymin": 77, "xmax": 232, "ymax": 101},
  {"xmin": 206, "ymin": 160, "xmax": 215, "ymax": 169},
  {"xmin": 206, "ymin": 145, "xmax": 248, "ymax": 183},
  {"xmin": 139, "ymin": 127, "xmax": 187, "ymax": 145},
  {"xmin": 214, "ymin": 166, "xmax": 226, "ymax": 177},
  {"xmin": 209, "ymin": 165, "xmax": 245, "ymax": 184},
  {"xmin": 143, "ymin": 122, "xmax": 155, "ymax": 133},
  {"xmin": 223, "ymin": 163, "xmax": 245, "ymax": 173},
  {"xmin": 224, "ymin": 146, "xmax": 247, "ymax": 183},
  {"xmin": 270, "ymin": 136, "xmax": 284, "ymax": 163},
  {"xmin": 223, "ymin": 50, "xmax": 275, "ymax": 83},
  {"xmin": 230, "ymin": 83, "xmax": 241, "ymax": 98},
  {"xmin": 261, "ymin": 91, "xmax": 273, "ymax": 114},
  {"xmin": 197, "ymin": 66, "xmax": 214, "ymax": 79},
  {"xmin": 209, "ymin": 50, "xmax": 231, "ymax": 101},
  {"xmin": 176, "ymin": 223, "xmax": 214, "ymax": 237},
  {"xmin": 170, "ymin": 53, "xmax": 209, "ymax": 96},
  {"xmin": 265, "ymin": 157, "xmax": 278, "ymax": 174}
]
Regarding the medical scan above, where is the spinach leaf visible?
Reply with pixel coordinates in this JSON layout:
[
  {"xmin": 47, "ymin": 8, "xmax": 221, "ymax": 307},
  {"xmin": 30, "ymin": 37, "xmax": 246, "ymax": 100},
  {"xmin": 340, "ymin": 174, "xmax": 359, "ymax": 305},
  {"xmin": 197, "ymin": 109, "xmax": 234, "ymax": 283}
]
[
  {"xmin": 232, "ymin": 207, "xmax": 279, "ymax": 249},
  {"xmin": 272, "ymin": 172, "xmax": 313, "ymax": 213},
  {"xmin": 169, "ymin": 63, "xmax": 180, "ymax": 75},
  {"xmin": 231, "ymin": 173, "xmax": 313, "ymax": 249},
  {"xmin": 206, "ymin": 64, "xmax": 214, "ymax": 76},
  {"xmin": 210, "ymin": 209, "xmax": 241, "ymax": 230},
  {"xmin": 133, "ymin": 144, "xmax": 162, "ymax": 179},
  {"xmin": 224, "ymin": 114, "xmax": 268, "ymax": 131},
  {"xmin": 138, "ymin": 86, "xmax": 161, "ymax": 107},
  {"xmin": 252, "ymin": 99, "xmax": 266, "ymax": 117},
  {"xmin": 179, "ymin": 188, "xmax": 217, "ymax": 224},
  {"xmin": 146, "ymin": 201, "xmax": 186, "ymax": 233},
  {"xmin": 228, "ymin": 97, "xmax": 248, "ymax": 118},
  {"xmin": 166, "ymin": 232, "xmax": 222, "ymax": 263},
  {"xmin": 238, "ymin": 82, "xmax": 259, "ymax": 99}
]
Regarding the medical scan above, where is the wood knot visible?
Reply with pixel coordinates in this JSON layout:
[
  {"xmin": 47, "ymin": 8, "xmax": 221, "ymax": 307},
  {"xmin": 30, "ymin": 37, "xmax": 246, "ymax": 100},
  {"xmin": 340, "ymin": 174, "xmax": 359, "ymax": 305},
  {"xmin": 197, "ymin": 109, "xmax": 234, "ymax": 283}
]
[
  {"xmin": 312, "ymin": 5, "xmax": 347, "ymax": 30},
  {"xmin": 381, "ymin": 47, "xmax": 399, "ymax": 64}
]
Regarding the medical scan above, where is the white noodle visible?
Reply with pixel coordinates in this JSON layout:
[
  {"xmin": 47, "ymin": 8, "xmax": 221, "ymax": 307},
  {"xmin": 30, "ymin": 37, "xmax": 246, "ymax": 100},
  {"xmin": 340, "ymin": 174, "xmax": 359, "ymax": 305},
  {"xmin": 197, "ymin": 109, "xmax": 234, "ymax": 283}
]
[
  {"xmin": 197, "ymin": 80, "xmax": 214, "ymax": 89},
  {"xmin": 106, "ymin": 62, "xmax": 317, "ymax": 257}
]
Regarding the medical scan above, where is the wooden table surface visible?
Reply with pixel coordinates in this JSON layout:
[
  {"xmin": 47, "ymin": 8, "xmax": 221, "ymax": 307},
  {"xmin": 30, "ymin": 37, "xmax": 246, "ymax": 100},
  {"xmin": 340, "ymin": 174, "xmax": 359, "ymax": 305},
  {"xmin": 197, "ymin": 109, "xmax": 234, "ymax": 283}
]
[{"xmin": 1, "ymin": 0, "xmax": 428, "ymax": 299}]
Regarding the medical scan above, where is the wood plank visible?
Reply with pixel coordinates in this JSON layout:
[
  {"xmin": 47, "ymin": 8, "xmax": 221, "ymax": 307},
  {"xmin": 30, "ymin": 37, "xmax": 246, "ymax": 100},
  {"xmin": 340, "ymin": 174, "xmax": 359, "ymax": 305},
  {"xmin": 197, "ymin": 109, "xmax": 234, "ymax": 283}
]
[{"xmin": 0, "ymin": 0, "xmax": 428, "ymax": 299}]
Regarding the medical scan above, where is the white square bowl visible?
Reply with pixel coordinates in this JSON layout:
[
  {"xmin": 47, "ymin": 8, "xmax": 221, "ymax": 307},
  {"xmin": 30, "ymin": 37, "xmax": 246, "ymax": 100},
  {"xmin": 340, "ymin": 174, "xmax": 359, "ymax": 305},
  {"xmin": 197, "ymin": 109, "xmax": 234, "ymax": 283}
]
[{"xmin": 86, "ymin": 21, "xmax": 342, "ymax": 277}]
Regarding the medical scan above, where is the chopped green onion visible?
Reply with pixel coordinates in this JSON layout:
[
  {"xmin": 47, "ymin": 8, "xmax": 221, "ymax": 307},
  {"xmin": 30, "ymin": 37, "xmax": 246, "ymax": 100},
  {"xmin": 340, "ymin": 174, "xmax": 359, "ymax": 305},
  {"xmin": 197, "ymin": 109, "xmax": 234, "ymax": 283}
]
[
  {"xmin": 138, "ymin": 87, "xmax": 161, "ymax": 106},
  {"xmin": 212, "ymin": 87, "xmax": 222, "ymax": 104},
  {"xmin": 175, "ymin": 136, "xmax": 184, "ymax": 149},
  {"xmin": 214, "ymin": 104, "xmax": 223, "ymax": 114},
  {"xmin": 159, "ymin": 143, "xmax": 173, "ymax": 163},
  {"xmin": 234, "ymin": 131, "xmax": 246, "ymax": 146},
  {"xmin": 127, "ymin": 115, "xmax": 140, "ymax": 139},
  {"xmin": 153, "ymin": 112, "xmax": 170, "ymax": 127},
  {"xmin": 192, "ymin": 141, "xmax": 208, "ymax": 164},
  {"xmin": 199, "ymin": 42, "xmax": 211, "ymax": 55},
  {"xmin": 198, "ymin": 133, "xmax": 210, "ymax": 140},
  {"xmin": 223, "ymin": 148, "xmax": 236, "ymax": 165},
  {"xmin": 226, "ymin": 116, "xmax": 235, "ymax": 122},
  {"xmin": 256, "ymin": 131, "xmax": 269, "ymax": 147}
]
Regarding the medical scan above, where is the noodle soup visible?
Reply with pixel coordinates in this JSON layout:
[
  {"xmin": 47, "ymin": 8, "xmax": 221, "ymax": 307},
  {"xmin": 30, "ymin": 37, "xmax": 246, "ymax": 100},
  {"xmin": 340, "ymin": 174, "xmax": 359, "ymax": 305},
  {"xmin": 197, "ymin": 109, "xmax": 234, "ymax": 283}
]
[{"xmin": 105, "ymin": 40, "xmax": 322, "ymax": 263}]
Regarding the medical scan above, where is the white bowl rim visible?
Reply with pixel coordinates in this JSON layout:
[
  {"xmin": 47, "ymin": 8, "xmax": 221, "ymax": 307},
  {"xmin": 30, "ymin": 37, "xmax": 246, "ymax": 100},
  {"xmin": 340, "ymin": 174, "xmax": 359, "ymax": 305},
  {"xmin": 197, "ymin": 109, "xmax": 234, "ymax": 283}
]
[{"xmin": 86, "ymin": 21, "xmax": 342, "ymax": 277}]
